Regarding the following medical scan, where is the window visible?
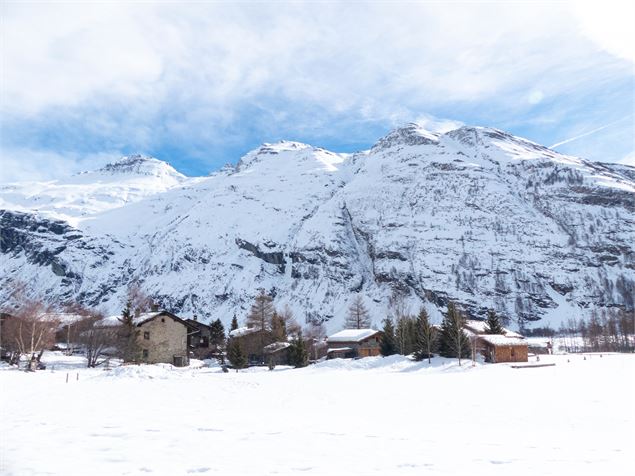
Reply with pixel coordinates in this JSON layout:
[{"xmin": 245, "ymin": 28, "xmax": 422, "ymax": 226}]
[
  {"xmin": 144, "ymin": 331, "xmax": 150, "ymax": 340},
  {"xmin": 142, "ymin": 349, "xmax": 149, "ymax": 358},
  {"xmin": 161, "ymin": 318, "xmax": 165, "ymax": 322},
  {"xmin": 510, "ymin": 347, "xmax": 515, "ymax": 358}
]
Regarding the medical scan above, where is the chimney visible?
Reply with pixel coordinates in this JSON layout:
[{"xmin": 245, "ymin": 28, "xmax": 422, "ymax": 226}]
[
  {"xmin": 151, "ymin": 303, "xmax": 159, "ymax": 312},
  {"xmin": 134, "ymin": 308, "xmax": 141, "ymax": 318},
  {"xmin": 193, "ymin": 314, "xmax": 198, "ymax": 321}
]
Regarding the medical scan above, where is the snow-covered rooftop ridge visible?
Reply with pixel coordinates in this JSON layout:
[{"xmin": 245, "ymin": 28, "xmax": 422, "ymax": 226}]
[
  {"xmin": 478, "ymin": 335, "xmax": 528, "ymax": 346},
  {"xmin": 464, "ymin": 320, "xmax": 524, "ymax": 338},
  {"xmin": 229, "ymin": 326, "xmax": 261, "ymax": 338},
  {"xmin": 327, "ymin": 329, "xmax": 380, "ymax": 342},
  {"xmin": 96, "ymin": 311, "xmax": 167, "ymax": 328},
  {"xmin": 264, "ymin": 341, "xmax": 291, "ymax": 352}
]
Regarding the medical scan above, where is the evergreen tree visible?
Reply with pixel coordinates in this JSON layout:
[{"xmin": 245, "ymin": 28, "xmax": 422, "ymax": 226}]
[
  {"xmin": 118, "ymin": 300, "xmax": 139, "ymax": 363},
  {"xmin": 484, "ymin": 309, "xmax": 505, "ymax": 335},
  {"xmin": 270, "ymin": 311, "xmax": 287, "ymax": 342},
  {"xmin": 289, "ymin": 332, "xmax": 308, "ymax": 368},
  {"xmin": 345, "ymin": 294, "xmax": 371, "ymax": 329},
  {"xmin": 227, "ymin": 339, "xmax": 246, "ymax": 370},
  {"xmin": 209, "ymin": 318, "xmax": 226, "ymax": 361},
  {"xmin": 380, "ymin": 318, "xmax": 397, "ymax": 356},
  {"xmin": 414, "ymin": 307, "xmax": 434, "ymax": 363},
  {"xmin": 395, "ymin": 315, "xmax": 417, "ymax": 355},
  {"xmin": 230, "ymin": 314, "xmax": 239, "ymax": 332},
  {"xmin": 439, "ymin": 302, "xmax": 470, "ymax": 365}
]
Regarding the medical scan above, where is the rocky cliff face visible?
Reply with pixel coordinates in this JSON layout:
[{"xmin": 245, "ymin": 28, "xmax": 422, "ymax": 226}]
[{"xmin": 1, "ymin": 125, "xmax": 633, "ymax": 330}]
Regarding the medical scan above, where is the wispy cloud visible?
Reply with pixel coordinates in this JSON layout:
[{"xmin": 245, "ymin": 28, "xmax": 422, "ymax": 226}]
[
  {"xmin": 549, "ymin": 116, "xmax": 632, "ymax": 148},
  {"xmin": 0, "ymin": 1, "xmax": 633, "ymax": 180}
]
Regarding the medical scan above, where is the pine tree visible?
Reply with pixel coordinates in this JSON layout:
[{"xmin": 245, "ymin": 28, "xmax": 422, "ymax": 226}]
[
  {"xmin": 209, "ymin": 318, "xmax": 226, "ymax": 360},
  {"xmin": 227, "ymin": 339, "xmax": 246, "ymax": 369},
  {"xmin": 345, "ymin": 294, "xmax": 371, "ymax": 329},
  {"xmin": 230, "ymin": 314, "xmax": 239, "ymax": 332},
  {"xmin": 118, "ymin": 300, "xmax": 139, "ymax": 363},
  {"xmin": 414, "ymin": 307, "xmax": 434, "ymax": 363},
  {"xmin": 484, "ymin": 309, "xmax": 504, "ymax": 335},
  {"xmin": 289, "ymin": 332, "xmax": 308, "ymax": 368},
  {"xmin": 270, "ymin": 311, "xmax": 287, "ymax": 342},
  {"xmin": 439, "ymin": 302, "xmax": 470, "ymax": 365},
  {"xmin": 380, "ymin": 318, "xmax": 397, "ymax": 356}
]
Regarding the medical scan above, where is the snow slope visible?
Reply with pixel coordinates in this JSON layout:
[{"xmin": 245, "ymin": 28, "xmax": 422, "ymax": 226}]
[
  {"xmin": 0, "ymin": 125, "xmax": 633, "ymax": 331},
  {"xmin": 0, "ymin": 352, "xmax": 633, "ymax": 476}
]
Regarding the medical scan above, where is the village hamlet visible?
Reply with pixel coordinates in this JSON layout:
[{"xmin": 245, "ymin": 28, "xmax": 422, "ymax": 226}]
[{"xmin": 3, "ymin": 284, "xmax": 632, "ymax": 373}]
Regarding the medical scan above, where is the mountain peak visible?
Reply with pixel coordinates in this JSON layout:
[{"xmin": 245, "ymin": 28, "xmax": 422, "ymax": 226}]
[
  {"xmin": 93, "ymin": 154, "xmax": 185, "ymax": 179},
  {"xmin": 236, "ymin": 140, "xmax": 315, "ymax": 171},
  {"xmin": 371, "ymin": 123, "xmax": 441, "ymax": 151}
]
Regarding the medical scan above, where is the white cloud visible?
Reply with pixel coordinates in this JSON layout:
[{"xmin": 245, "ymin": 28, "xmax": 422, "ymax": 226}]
[
  {"xmin": 1, "ymin": 1, "xmax": 629, "ymax": 118},
  {"xmin": 0, "ymin": 148, "xmax": 119, "ymax": 182},
  {"xmin": 572, "ymin": 0, "xmax": 635, "ymax": 63},
  {"xmin": 414, "ymin": 114, "xmax": 463, "ymax": 134},
  {"xmin": 0, "ymin": 1, "xmax": 632, "ymax": 180}
]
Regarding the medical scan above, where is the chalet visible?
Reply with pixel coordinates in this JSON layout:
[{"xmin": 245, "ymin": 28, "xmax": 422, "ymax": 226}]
[
  {"xmin": 185, "ymin": 318, "xmax": 215, "ymax": 359},
  {"xmin": 463, "ymin": 320, "xmax": 528, "ymax": 363},
  {"xmin": 229, "ymin": 326, "xmax": 270, "ymax": 365},
  {"xmin": 263, "ymin": 341, "xmax": 292, "ymax": 366},
  {"xmin": 99, "ymin": 310, "xmax": 195, "ymax": 366},
  {"xmin": 326, "ymin": 329, "xmax": 382, "ymax": 359}
]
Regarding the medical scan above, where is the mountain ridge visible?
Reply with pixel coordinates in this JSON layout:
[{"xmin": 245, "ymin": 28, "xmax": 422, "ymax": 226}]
[{"xmin": 1, "ymin": 122, "xmax": 633, "ymax": 331}]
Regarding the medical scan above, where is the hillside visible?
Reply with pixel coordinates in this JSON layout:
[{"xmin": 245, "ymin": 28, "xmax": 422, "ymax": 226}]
[{"xmin": 1, "ymin": 124, "xmax": 633, "ymax": 330}]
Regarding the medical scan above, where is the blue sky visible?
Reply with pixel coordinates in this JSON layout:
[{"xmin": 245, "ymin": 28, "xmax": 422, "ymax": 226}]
[{"xmin": 1, "ymin": 1, "xmax": 633, "ymax": 181}]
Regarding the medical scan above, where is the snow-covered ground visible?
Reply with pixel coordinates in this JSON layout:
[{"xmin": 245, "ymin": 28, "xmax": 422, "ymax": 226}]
[{"xmin": 1, "ymin": 352, "xmax": 633, "ymax": 476}]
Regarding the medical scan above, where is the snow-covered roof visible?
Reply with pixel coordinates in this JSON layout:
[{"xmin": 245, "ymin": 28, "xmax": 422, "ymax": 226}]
[
  {"xmin": 327, "ymin": 329, "xmax": 380, "ymax": 343},
  {"xmin": 479, "ymin": 335, "xmax": 528, "ymax": 346},
  {"xmin": 96, "ymin": 311, "xmax": 177, "ymax": 328},
  {"xmin": 327, "ymin": 347, "xmax": 353, "ymax": 353},
  {"xmin": 229, "ymin": 326, "xmax": 260, "ymax": 338},
  {"xmin": 264, "ymin": 342, "xmax": 291, "ymax": 353},
  {"xmin": 40, "ymin": 313, "xmax": 87, "ymax": 326},
  {"xmin": 97, "ymin": 315, "xmax": 124, "ymax": 327},
  {"xmin": 464, "ymin": 320, "xmax": 523, "ymax": 338}
]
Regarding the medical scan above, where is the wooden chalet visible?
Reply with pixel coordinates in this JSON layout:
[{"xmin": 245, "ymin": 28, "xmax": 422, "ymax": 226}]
[
  {"xmin": 463, "ymin": 320, "xmax": 528, "ymax": 363},
  {"xmin": 326, "ymin": 329, "xmax": 382, "ymax": 359}
]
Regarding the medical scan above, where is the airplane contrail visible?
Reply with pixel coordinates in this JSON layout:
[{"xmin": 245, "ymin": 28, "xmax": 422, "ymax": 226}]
[{"xmin": 549, "ymin": 116, "xmax": 632, "ymax": 149}]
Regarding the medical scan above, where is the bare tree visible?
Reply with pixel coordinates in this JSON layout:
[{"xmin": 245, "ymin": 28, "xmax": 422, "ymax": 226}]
[
  {"xmin": 81, "ymin": 314, "xmax": 117, "ymax": 368},
  {"xmin": 245, "ymin": 290, "xmax": 275, "ymax": 363},
  {"xmin": 246, "ymin": 290, "xmax": 275, "ymax": 331},
  {"xmin": 2, "ymin": 297, "xmax": 56, "ymax": 370},
  {"xmin": 345, "ymin": 294, "xmax": 371, "ymax": 329}
]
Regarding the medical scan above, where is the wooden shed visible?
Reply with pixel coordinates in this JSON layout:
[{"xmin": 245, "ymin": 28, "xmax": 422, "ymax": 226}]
[{"xmin": 477, "ymin": 335, "xmax": 529, "ymax": 363}]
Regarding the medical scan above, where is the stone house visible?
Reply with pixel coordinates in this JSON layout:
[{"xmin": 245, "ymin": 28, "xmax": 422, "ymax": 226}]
[
  {"xmin": 326, "ymin": 329, "xmax": 382, "ymax": 359},
  {"xmin": 100, "ymin": 310, "xmax": 195, "ymax": 366},
  {"xmin": 134, "ymin": 311, "xmax": 195, "ymax": 366}
]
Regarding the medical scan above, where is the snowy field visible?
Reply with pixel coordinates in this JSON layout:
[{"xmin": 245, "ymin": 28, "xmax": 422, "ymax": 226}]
[{"xmin": 1, "ymin": 353, "xmax": 633, "ymax": 476}]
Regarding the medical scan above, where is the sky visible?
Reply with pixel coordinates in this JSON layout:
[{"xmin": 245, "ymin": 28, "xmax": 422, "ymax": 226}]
[{"xmin": 1, "ymin": 0, "xmax": 633, "ymax": 181}]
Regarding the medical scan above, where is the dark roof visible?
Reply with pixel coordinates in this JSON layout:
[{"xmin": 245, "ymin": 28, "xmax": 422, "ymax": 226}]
[{"xmin": 185, "ymin": 319, "xmax": 213, "ymax": 330}]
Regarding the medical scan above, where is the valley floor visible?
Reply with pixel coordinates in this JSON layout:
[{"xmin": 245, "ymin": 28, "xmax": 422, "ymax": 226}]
[{"xmin": 1, "ymin": 353, "xmax": 633, "ymax": 476}]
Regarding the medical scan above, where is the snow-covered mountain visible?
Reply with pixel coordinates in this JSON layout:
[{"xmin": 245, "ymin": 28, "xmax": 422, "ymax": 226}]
[{"xmin": 1, "ymin": 125, "xmax": 633, "ymax": 331}]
